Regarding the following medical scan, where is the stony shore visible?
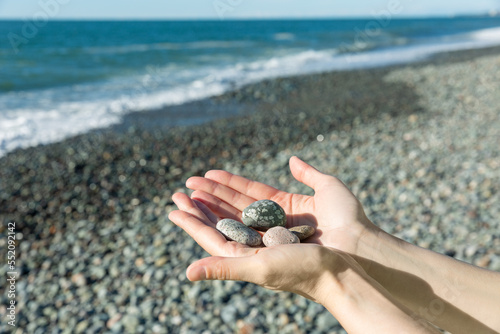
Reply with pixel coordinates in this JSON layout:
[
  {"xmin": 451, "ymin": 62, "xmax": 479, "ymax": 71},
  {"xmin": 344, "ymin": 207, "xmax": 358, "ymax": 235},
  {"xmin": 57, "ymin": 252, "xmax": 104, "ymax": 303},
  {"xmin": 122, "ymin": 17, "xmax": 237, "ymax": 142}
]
[{"xmin": 1, "ymin": 46, "xmax": 500, "ymax": 333}]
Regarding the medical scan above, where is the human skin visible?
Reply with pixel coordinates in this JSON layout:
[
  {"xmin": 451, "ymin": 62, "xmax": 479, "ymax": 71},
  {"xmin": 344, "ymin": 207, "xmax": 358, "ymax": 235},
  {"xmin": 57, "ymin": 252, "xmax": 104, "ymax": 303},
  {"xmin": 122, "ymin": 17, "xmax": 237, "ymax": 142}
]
[
  {"xmin": 170, "ymin": 156, "xmax": 500, "ymax": 333},
  {"xmin": 170, "ymin": 195, "xmax": 438, "ymax": 333}
]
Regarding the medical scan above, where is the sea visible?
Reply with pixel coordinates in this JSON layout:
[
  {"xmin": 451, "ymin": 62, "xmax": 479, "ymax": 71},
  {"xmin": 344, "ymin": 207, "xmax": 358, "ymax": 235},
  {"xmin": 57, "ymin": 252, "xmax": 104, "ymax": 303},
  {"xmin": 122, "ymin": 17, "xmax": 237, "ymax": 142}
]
[{"xmin": 1, "ymin": 17, "xmax": 500, "ymax": 157}]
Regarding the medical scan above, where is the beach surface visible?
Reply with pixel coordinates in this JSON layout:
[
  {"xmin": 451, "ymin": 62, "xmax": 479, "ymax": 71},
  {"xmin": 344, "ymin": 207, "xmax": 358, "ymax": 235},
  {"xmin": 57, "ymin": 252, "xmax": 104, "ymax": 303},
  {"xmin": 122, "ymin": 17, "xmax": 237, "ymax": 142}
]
[{"xmin": 1, "ymin": 46, "xmax": 500, "ymax": 333}]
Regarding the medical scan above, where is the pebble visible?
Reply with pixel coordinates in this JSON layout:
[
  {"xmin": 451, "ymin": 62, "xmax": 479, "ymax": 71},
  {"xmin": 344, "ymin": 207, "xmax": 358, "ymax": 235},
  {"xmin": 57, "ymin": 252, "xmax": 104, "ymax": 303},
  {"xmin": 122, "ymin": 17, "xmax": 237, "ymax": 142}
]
[
  {"xmin": 122, "ymin": 314, "xmax": 139, "ymax": 332},
  {"xmin": 154, "ymin": 256, "xmax": 168, "ymax": 267},
  {"xmin": 216, "ymin": 219, "xmax": 262, "ymax": 246},
  {"xmin": 316, "ymin": 312, "xmax": 340, "ymax": 330},
  {"xmin": 71, "ymin": 273, "xmax": 87, "ymax": 287},
  {"xmin": 289, "ymin": 225, "xmax": 316, "ymax": 241},
  {"xmin": 221, "ymin": 305, "xmax": 238, "ymax": 324},
  {"xmin": 242, "ymin": 200, "xmax": 287, "ymax": 230},
  {"xmin": 263, "ymin": 226, "xmax": 300, "ymax": 247},
  {"xmin": 106, "ymin": 314, "xmax": 122, "ymax": 329}
]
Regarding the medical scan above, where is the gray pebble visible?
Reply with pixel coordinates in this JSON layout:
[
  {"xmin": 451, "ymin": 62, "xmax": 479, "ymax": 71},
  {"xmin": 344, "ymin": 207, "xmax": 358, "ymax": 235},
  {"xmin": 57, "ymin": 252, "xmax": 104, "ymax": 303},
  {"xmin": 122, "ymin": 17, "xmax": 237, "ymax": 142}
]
[
  {"xmin": 263, "ymin": 226, "xmax": 300, "ymax": 247},
  {"xmin": 289, "ymin": 225, "xmax": 316, "ymax": 240},
  {"xmin": 316, "ymin": 312, "xmax": 340, "ymax": 330},
  {"xmin": 242, "ymin": 200, "xmax": 286, "ymax": 230},
  {"xmin": 221, "ymin": 305, "xmax": 238, "ymax": 324},
  {"xmin": 216, "ymin": 219, "xmax": 262, "ymax": 246}
]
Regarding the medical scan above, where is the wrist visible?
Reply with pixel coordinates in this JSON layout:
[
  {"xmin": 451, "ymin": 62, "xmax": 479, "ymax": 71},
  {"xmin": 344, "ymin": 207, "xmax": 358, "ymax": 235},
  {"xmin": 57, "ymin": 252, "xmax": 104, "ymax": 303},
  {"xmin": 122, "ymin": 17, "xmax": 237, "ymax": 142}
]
[
  {"xmin": 321, "ymin": 254, "xmax": 439, "ymax": 333},
  {"xmin": 315, "ymin": 247, "xmax": 374, "ymax": 308},
  {"xmin": 354, "ymin": 218, "xmax": 386, "ymax": 257}
]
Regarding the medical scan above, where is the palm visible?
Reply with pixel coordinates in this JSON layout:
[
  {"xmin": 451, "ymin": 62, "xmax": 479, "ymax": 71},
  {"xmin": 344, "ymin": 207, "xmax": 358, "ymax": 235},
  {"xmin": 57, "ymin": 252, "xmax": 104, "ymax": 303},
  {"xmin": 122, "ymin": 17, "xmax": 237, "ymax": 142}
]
[{"xmin": 176, "ymin": 157, "xmax": 370, "ymax": 255}]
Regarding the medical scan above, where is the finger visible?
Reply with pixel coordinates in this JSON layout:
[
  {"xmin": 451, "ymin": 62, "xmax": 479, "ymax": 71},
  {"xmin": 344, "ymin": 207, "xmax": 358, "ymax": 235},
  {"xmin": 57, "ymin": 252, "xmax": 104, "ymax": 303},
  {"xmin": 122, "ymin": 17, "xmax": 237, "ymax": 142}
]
[
  {"xmin": 172, "ymin": 193, "xmax": 215, "ymax": 227},
  {"xmin": 193, "ymin": 198, "xmax": 218, "ymax": 225},
  {"xmin": 191, "ymin": 190, "xmax": 242, "ymax": 221},
  {"xmin": 289, "ymin": 156, "xmax": 333, "ymax": 191},
  {"xmin": 168, "ymin": 209, "xmax": 229, "ymax": 256},
  {"xmin": 203, "ymin": 170, "xmax": 282, "ymax": 202},
  {"xmin": 186, "ymin": 175, "xmax": 256, "ymax": 211},
  {"xmin": 186, "ymin": 254, "xmax": 265, "ymax": 282}
]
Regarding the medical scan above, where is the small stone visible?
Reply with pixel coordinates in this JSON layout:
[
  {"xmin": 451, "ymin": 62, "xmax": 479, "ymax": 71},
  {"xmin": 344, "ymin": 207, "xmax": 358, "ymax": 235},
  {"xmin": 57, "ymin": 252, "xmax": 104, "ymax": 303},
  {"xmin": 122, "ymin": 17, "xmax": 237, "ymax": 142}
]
[
  {"xmin": 154, "ymin": 269, "xmax": 165, "ymax": 281},
  {"xmin": 289, "ymin": 225, "xmax": 316, "ymax": 240},
  {"xmin": 221, "ymin": 305, "xmax": 237, "ymax": 324},
  {"xmin": 135, "ymin": 257, "xmax": 145, "ymax": 267},
  {"xmin": 316, "ymin": 312, "xmax": 339, "ymax": 330},
  {"xmin": 109, "ymin": 264, "xmax": 120, "ymax": 278},
  {"xmin": 476, "ymin": 255, "xmax": 491, "ymax": 268},
  {"xmin": 263, "ymin": 226, "xmax": 300, "ymax": 247},
  {"xmin": 236, "ymin": 319, "xmax": 255, "ymax": 334},
  {"xmin": 75, "ymin": 320, "xmax": 88, "ymax": 333},
  {"xmin": 242, "ymin": 200, "xmax": 286, "ymax": 230},
  {"xmin": 216, "ymin": 219, "xmax": 262, "ymax": 246},
  {"xmin": 154, "ymin": 256, "xmax": 168, "ymax": 267},
  {"xmin": 107, "ymin": 314, "xmax": 122, "ymax": 329},
  {"xmin": 122, "ymin": 314, "xmax": 139, "ymax": 332},
  {"xmin": 278, "ymin": 313, "xmax": 289, "ymax": 326},
  {"xmin": 444, "ymin": 249, "xmax": 456, "ymax": 258},
  {"xmin": 171, "ymin": 315, "xmax": 182, "ymax": 326},
  {"xmin": 71, "ymin": 273, "xmax": 86, "ymax": 287}
]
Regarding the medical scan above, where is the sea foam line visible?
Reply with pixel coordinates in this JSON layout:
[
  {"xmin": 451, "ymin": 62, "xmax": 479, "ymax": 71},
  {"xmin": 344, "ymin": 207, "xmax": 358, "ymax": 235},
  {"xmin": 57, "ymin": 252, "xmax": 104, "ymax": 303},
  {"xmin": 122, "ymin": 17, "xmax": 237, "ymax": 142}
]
[{"xmin": 2, "ymin": 27, "xmax": 500, "ymax": 158}]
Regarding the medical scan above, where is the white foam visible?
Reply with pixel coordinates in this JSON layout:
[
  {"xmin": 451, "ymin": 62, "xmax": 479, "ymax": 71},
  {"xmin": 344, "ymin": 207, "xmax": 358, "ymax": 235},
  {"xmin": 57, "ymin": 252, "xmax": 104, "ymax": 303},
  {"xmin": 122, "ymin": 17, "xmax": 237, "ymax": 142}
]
[
  {"xmin": 0, "ymin": 78, "xmax": 228, "ymax": 157},
  {"xmin": 469, "ymin": 26, "xmax": 500, "ymax": 43}
]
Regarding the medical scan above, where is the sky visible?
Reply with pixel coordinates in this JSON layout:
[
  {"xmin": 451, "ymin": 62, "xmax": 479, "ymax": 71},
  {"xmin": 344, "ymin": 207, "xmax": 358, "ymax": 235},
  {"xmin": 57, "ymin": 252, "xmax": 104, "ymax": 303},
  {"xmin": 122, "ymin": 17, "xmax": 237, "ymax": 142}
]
[{"xmin": 0, "ymin": 0, "xmax": 499, "ymax": 20}]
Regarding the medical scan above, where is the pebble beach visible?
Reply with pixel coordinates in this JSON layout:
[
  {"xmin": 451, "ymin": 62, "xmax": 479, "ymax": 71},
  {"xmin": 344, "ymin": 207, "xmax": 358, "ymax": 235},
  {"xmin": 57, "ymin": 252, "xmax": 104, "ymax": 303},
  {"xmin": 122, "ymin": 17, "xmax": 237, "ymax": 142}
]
[{"xmin": 1, "ymin": 46, "xmax": 500, "ymax": 333}]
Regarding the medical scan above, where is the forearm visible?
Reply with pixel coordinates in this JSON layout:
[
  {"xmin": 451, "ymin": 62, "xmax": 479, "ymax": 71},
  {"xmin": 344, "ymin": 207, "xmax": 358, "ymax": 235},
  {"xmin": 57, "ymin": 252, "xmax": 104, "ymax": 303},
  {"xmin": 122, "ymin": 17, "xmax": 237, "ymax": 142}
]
[
  {"xmin": 356, "ymin": 226, "xmax": 500, "ymax": 333},
  {"xmin": 321, "ymin": 255, "xmax": 440, "ymax": 334}
]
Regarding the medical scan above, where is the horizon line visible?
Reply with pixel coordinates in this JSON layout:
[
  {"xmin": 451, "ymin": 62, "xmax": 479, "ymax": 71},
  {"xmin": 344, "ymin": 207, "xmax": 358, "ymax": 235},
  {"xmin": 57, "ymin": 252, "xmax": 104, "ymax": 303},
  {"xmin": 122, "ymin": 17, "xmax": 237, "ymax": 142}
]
[{"xmin": 0, "ymin": 12, "xmax": 497, "ymax": 21}]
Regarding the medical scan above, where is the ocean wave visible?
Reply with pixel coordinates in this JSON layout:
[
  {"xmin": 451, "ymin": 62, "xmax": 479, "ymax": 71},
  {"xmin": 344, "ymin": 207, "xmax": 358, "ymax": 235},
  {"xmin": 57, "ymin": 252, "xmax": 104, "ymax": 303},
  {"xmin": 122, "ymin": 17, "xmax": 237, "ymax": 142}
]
[
  {"xmin": 82, "ymin": 40, "xmax": 253, "ymax": 55},
  {"xmin": 468, "ymin": 26, "xmax": 500, "ymax": 42},
  {"xmin": 0, "ymin": 78, "xmax": 227, "ymax": 157},
  {"xmin": 3, "ymin": 24, "xmax": 500, "ymax": 157},
  {"xmin": 274, "ymin": 33, "xmax": 295, "ymax": 41}
]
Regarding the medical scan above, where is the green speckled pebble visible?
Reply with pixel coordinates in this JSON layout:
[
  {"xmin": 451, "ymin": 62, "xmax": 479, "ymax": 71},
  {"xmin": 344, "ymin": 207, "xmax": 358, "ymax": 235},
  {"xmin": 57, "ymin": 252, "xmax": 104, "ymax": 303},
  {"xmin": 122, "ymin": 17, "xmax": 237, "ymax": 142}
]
[
  {"xmin": 216, "ymin": 219, "xmax": 262, "ymax": 246},
  {"xmin": 289, "ymin": 225, "xmax": 316, "ymax": 241},
  {"xmin": 263, "ymin": 226, "xmax": 300, "ymax": 247},
  {"xmin": 242, "ymin": 200, "xmax": 286, "ymax": 230}
]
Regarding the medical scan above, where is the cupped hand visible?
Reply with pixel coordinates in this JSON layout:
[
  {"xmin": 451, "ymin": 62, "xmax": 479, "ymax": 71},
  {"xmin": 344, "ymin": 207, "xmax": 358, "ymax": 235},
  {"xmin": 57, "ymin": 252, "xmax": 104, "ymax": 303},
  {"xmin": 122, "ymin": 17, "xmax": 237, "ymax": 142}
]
[
  {"xmin": 167, "ymin": 157, "xmax": 374, "ymax": 305},
  {"xmin": 167, "ymin": 190, "xmax": 348, "ymax": 303},
  {"xmin": 182, "ymin": 156, "xmax": 378, "ymax": 255}
]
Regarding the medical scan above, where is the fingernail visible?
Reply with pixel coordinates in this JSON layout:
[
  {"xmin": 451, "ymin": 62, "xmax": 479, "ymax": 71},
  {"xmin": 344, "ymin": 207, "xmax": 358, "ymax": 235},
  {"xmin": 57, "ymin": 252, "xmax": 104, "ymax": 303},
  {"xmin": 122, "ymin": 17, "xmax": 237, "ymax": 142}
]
[{"xmin": 187, "ymin": 266, "xmax": 207, "ymax": 281}]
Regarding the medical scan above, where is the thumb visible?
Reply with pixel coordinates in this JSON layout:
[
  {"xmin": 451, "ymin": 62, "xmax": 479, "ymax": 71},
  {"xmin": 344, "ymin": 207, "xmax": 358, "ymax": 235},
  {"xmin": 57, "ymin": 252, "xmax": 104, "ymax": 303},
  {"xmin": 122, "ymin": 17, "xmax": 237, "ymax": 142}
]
[
  {"xmin": 186, "ymin": 255, "xmax": 263, "ymax": 283},
  {"xmin": 289, "ymin": 156, "xmax": 330, "ymax": 191}
]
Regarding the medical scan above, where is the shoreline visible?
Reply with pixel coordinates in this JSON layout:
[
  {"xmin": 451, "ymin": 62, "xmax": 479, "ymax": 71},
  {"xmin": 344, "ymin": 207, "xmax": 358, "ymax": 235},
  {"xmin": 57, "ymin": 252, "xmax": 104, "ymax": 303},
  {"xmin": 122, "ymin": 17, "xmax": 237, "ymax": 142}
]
[
  {"xmin": 2, "ymin": 44, "xmax": 500, "ymax": 235},
  {"xmin": 99, "ymin": 44, "xmax": 500, "ymax": 134},
  {"xmin": 2, "ymin": 44, "xmax": 500, "ymax": 158},
  {"xmin": 1, "ymin": 44, "xmax": 500, "ymax": 333}
]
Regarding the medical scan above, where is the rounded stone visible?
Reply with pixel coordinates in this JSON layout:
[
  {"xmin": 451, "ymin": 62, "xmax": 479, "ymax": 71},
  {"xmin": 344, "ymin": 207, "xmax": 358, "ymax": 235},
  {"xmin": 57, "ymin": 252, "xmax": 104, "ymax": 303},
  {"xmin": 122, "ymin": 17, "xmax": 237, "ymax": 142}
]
[
  {"xmin": 288, "ymin": 225, "xmax": 316, "ymax": 241},
  {"xmin": 216, "ymin": 219, "xmax": 262, "ymax": 246},
  {"xmin": 242, "ymin": 200, "xmax": 286, "ymax": 230},
  {"xmin": 263, "ymin": 226, "xmax": 300, "ymax": 247}
]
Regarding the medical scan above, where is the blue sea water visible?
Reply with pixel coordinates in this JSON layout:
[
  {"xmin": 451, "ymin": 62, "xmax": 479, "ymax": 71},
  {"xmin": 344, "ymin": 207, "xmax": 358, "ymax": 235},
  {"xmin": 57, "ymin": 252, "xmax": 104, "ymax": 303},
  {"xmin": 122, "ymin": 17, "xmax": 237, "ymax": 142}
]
[{"xmin": 1, "ymin": 17, "xmax": 500, "ymax": 157}]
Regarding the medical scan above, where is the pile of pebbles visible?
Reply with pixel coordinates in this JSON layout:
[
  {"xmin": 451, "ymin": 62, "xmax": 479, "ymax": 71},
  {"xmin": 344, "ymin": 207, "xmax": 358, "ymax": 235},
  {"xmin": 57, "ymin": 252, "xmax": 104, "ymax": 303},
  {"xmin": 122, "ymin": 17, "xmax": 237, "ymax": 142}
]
[
  {"xmin": 216, "ymin": 199, "xmax": 315, "ymax": 247},
  {"xmin": 1, "ymin": 49, "xmax": 499, "ymax": 333}
]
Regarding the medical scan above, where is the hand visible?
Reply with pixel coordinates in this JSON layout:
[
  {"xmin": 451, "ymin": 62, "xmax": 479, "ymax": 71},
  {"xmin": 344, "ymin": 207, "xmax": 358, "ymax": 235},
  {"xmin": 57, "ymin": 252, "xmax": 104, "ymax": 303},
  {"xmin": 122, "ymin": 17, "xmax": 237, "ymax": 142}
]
[
  {"xmin": 182, "ymin": 156, "xmax": 379, "ymax": 255},
  {"xmin": 168, "ymin": 190, "xmax": 354, "ymax": 303}
]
